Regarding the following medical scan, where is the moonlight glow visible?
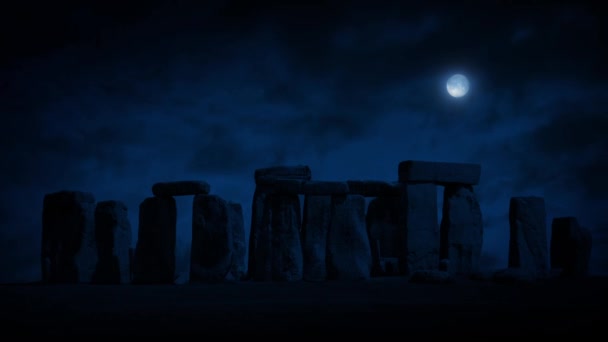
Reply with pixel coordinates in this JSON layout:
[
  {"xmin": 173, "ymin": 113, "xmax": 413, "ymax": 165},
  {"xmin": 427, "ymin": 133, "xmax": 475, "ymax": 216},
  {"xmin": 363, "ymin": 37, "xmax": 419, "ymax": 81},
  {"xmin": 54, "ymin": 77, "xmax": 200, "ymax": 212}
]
[{"xmin": 446, "ymin": 74, "xmax": 470, "ymax": 98}]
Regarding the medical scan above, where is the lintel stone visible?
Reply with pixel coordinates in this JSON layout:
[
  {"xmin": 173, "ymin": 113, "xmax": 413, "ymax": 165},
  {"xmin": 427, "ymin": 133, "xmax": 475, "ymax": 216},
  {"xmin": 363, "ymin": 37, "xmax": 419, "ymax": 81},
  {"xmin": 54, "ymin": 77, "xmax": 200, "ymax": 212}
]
[{"xmin": 398, "ymin": 160, "xmax": 481, "ymax": 185}]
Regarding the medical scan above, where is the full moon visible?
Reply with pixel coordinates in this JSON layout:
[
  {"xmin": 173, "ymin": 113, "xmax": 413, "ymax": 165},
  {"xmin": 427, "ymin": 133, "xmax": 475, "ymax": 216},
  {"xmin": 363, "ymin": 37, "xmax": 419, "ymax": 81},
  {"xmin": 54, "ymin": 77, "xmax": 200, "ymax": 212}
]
[{"xmin": 446, "ymin": 74, "xmax": 470, "ymax": 98}]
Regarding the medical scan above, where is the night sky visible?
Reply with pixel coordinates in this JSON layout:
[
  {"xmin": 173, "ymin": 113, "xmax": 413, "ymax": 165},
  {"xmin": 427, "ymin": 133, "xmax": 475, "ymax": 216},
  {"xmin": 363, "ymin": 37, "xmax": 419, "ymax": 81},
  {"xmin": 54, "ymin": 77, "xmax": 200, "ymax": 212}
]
[{"xmin": 1, "ymin": 1, "xmax": 606, "ymax": 283}]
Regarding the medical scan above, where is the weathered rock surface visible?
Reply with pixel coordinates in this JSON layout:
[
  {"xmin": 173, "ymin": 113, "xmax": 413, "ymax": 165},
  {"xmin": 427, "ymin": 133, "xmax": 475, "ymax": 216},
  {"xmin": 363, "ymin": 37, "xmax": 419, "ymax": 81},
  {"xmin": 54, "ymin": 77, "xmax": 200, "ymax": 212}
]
[
  {"xmin": 398, "ymin": 160, "xmax": 481, "ymax": 185},
  {"xmin": 366, "ymin": 196, "xmax": 402, "ymax": 276},
  {"xmin": 347, "ymin": 180, "xmax": 402, "ymax": 197},
  {"xmin": 439, "ymin": 185, "xmax": 483, "ymax": 275},
  {"xmin": 190, "ymin": 195, "xmax": 234, "ymax": 283},
  {"xmin": 92, "ymin": 200, "xmax": 132, "ymax": 284},
  {"xmin": 254, "ymin": 165, "xmax": 312, "ymax": 184},
  {"xmin": 301, "ymin": 181, "xmax": 349, "ymax": 196},
  {"xmin": 41, "ymin": 191, "xmax": 97, "ymax": 283},
  {"xmin": 327, "ymin": 195, "xmax": 372, "ymax": 280},
  {"xmin": 550, "ymin": 217, "xmax": 593, "ymax": 278},
  {"xmin": 301, "ymin": 195, "xmax": 332, "ymax": 281},
  {"xmin": 227, "ymin": 202, "xmax": 247, "ymax": 281},
  {"xmin": 401, "ymin": 183, "xmax": 440, "ymax": 274},
  {"xmin": 152, "ymin": 181, "xmax": 210, "ymax": 197},
  {"xmin": 248, "ymin": 192, "xmax": 303, "ymax": 281},
  {"xmin": 247, "ymin": 189, "xmax": 269, "ymax": 281},
  {"xmin": 508, "ymin": 196, "xmax": 549, "ymax": 278},
  {"xmin": 255, "ymin": 179, "xmax": 350, "ymax": 196},
  {"xmin": 409, "ymin": 270, "xmax": 454, "ymax": 284},
  {"xmin": 133, "ymin": 196, "xmax": 177, "ymax": 284},
  {"xmin": 256, "ymin": 178, "xmax": 304, "ymax": 195},
  {"xmin": 268, "ymin": 194, "xmax": 303, "ymax": 281}
]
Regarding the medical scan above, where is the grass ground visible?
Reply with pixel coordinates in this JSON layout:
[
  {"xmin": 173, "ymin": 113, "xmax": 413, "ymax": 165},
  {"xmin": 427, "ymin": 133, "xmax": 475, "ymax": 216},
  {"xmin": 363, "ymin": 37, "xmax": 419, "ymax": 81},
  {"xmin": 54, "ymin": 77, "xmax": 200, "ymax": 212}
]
[{"xmin": 1, "ymin": 276, "xmax": 606, "ymax": 337}]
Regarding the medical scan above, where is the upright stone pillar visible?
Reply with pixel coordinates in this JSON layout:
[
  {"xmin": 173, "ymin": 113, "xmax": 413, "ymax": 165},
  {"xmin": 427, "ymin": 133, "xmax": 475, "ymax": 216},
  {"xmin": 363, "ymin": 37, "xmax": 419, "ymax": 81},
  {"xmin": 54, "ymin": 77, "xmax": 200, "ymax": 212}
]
[
  {"xmin": 366, "ymin": 196, "xmax": 401, "ymax": 276},
  {"xmin": 248, "ymin": 166, "xmax": 311, "ymax": 281},
  {"xmin": 248, "ymin": 189, "xmax": 271, "ymax": 281},
  {"xmin": 439, "ymin": 185, "xmax": 483, "ymax": 275},
  {"xmin": 228, "ymin": 202, "xmax": 247, "ymax": 281},
  {"xmin": 550, "ymin": 217, "xmax": 592, "ymax": 278},
  {"xmin": 508, "ymin": 196, "xmax": 549, "ymax": 277},
  {"xmin": 133, "ymin": 196, "xmax": 177, "ymax": 284},
  {"xmin": 326, "ymin": 194, "xmax": 372, "ymax": 280},
  {"xmin": 93, "ymin": 200, "xmax": 132, "ymax": 284},
  {"xmin": 399, "ymin": 183, "xmax": 440, "ymax": 274},
  {"xmin": 266, "ymin": 193, "xmax": 303, "ymax": 281},
  {"xmin": 190, "ymin": 195, "xmax": 247, "ymax": 282},
  {"xmin": 301, "ymin": 195, "xmax": 332, "ymax": 281},
  {"xmin": 41, "ymin": 191, "xmax": 97, "ymax": 283},
  {"xmin": 300, "ymin": 181, "xmax": 349, "ymax": 281}
]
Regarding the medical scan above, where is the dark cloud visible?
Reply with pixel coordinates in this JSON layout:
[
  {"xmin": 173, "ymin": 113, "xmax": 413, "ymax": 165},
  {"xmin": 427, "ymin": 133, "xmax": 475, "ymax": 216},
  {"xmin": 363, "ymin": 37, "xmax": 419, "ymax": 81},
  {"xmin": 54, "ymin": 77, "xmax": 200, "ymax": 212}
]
[
  {"xmin": 187, "ymin": 124, "xmax": 263, "ymax": 174},
  {"xmin": 519, "ymin": 110, "xmax": 608, "ymax": 200}
]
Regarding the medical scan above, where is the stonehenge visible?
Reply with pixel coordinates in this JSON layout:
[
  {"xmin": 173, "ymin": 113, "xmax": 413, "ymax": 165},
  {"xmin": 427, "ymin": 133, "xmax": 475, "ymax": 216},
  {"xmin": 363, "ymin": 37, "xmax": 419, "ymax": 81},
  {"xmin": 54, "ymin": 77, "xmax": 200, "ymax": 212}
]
[{"xmin": 40, "ymin": 160, "xmax": 594, "ymax": 285}]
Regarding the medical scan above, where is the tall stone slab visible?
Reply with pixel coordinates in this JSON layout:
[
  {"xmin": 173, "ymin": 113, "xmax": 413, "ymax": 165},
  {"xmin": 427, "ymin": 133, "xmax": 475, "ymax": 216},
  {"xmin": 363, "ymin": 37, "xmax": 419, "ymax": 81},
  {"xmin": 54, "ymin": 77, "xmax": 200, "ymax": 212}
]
[
  {"xmin": 301, "ymin": 195, "xmax": 332, "ymax": 281},
  {"xmin": 366, "ymin": 196, "xmax": 401, "ymax": 276},
  {"xmin": 267, "ymin": 194, "xmax": 303, "ymax": 281},
  {"xmin": 508, "ymin": 196, "xmax": 549, "ymax": 277},
  {"xmin": 191, "ymin": 195, "xmax": 234, "ymax": 282},
  {"xmin": 248, "ymin": 189, "xmax": 271, "ymax": 281},
  {"xmin": 93, "ymin": 200, "xmax": 132, "ymax": 284},
  {"xmin": 327, "ymin": 195, "xmax": 372, "ymax": 280},
  {"xmin": 41, "ymin": 191, "xmax": 97, "ymax": 283},
  {"xmin": 228, "ymin": 202, "xmax": 247, "ymax": 281},
  {"xmin": 133, "ymin": 196, "xmax": 177, "ymax": 284},
  {"xmin": 439, "ymin": 185, "xmax": 483, "ymax": 275},
  {"xmin": 190, "ymin": 196, "xmax": 245, "ymax": 282},
  {"xmin": 249, "ymin": 165, "xmax": 311, "ymax": 281},
  {"xmin": 550, "ymin": 217, "xmax": 593, "ymax": 278},
  {"xmin": 400, "ymin": 183, "xmax": 440, "ymax": 274}
]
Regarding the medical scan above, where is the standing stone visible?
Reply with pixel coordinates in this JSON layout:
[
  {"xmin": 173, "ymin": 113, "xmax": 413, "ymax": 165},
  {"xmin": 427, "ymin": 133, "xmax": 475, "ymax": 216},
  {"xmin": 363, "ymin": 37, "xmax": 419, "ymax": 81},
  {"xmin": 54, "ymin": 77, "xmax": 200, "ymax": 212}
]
[
  {"xmin": 228, "ymin": 202, "xmax": 247, "ymax": 281},
  {"xmin": 133, "ymin": 196, "xmax": 177, "ymax": 284},
  {"xmin": 301, "ymin": 195, "xmax": 332, "ymax": 281},
  {"xmin": 550, "ymin": 217, "xmax": 593, "ymax": 278},
  {"xmin": 248, "ymin": 165, "xmax": 311, "ymax": 281},
  {"xmin": 248, "ymin": 189, "xmax": 271, "ymax": 281},
  {"xmin": 508, "ymin": 196, "xmax": 549, "ymax": 277},
  {"xmin": 439, "ymin": 185, "xmax": 483, "ymax": 275},
  {"xmin": 366, "ymin": 196, "xmax": 402, "ymax": 276},
  {"xmin": 191, "ymin": 195, "xmax": 246, "ymax": 282},
  {"xmin": 93, "ymin": 200, "xmax": 132, "ymax": 284},
  {"xmin": 267, "ymin": 194, "xmax": 303, "ymax": 281},
  {"xmin": 41, "ymin": 191, "xmax": 97, "ymax": 283},
  {"xmin": 400, "ymin": 183, "xmax": 440, "ymax": 274},
  {"xmin": 327, "ymin": 195, "xmax": 372, "ymax": 280},
  {"xmin": 191, "ymin": 195, "xmax": 233, "ymax": 282}
]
